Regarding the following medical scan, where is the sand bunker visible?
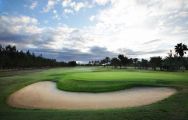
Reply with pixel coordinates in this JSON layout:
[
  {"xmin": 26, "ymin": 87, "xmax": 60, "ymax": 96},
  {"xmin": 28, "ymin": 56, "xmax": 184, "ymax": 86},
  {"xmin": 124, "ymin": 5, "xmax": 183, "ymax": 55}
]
[{"xmin": 7, "ymin": 81, "xmax": 176, "ymax": 110}]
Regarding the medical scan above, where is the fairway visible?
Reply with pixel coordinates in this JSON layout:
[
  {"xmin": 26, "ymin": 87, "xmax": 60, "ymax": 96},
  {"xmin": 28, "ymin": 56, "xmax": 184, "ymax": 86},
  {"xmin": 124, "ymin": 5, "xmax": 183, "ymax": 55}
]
[{"xmin": 0, "ymin": 67, "xmax": 188, "ymax": 120}]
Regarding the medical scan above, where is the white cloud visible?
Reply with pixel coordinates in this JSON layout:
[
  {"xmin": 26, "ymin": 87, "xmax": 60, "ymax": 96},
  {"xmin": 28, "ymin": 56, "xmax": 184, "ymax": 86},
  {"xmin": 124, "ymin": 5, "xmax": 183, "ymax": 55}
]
[
  {"xmin": 0, "ymin": 16, "xmax": 43, "ymax": 49},
  {"xmin": 30, "ymin": 1, "xmax": 38, "ymax": 10},
  {"xmin": 1, "ymin": 0, "xmax": 188, "ymax": 60},
  {"xmin": 43, "ymin": 0, "xmax": 91, "ymax": 15},
  {"xmin": 94, "ymin": 0, "xmax": 111, "ymax": 5},
  {"xmin": 73, "ymin": 2, "xmax": 85, "ymax": 11},
  {"xmin": 53, "ymin": 10, "xmax": 57, "ymax": 14},
  {"xmin": 64, "ymin": 9, "xmax": 73, "ymax": 14},
  {"xmin": 43, "ymin": 26, "xmax": 75, "ymax": 49},
  {"xmin": 0, "ymin": 16, "xmax": 41, "ymax": 34},
  {"xmin": 89, "ymin": 15, "xmax": 95, "ymax": 21},
  {"xmin": 81, "ymin": 0, "xmax": 188, "ymax": 58},
  {"xmin": 52, "ymin": 10, "xmax": 61, "ymax": 20},
  {"xmin": 62, "ymin": 0, "xmax": 72, "ymax": 7},
  {"xmin": 0, "ymin": 15, "xmax": 87, "ymax": 52},
  {"xmin": 62, "ymin": 0, "xmax": 89, "ymax": 14},
  {"xmin": 43, "ymin": 0, "xmax": 57, "ymax": 12}
]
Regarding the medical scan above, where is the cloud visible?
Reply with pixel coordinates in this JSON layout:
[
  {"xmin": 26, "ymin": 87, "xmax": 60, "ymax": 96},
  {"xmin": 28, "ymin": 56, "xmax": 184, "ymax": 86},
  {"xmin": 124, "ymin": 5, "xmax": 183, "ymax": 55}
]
[
  {"xmin": 89, "ymin": 15, "xmax": 95, "ymax": 21},
  {"xmin": 42, "ymin": 0, "xmax": 92, "ymax": 16},
  {"xmin": 52, "ymin": 10, "xmax": 61, "ymax": 20},
  {"xmin": 0, "ymin": 15, "xmax": 54, "ymax": 48},
  {"xmin": 1, "ymin": 0, "xmax": 188, "ymax": 61},
  {"xmin": 0, "ymin": 15, "xmax": 118, "ymax": 62},
  {"xmin": 62, "ymin": 0, "xmax": 72, "ymax": 7},
  {"xmin": 94, "ymin": 0, "xmax": 111, "ymax": 5},
  {"xmin": 30, "ymin": 1, "xmax": 38, "ymax": 10},
  {"xmin": 0, "ymin": 15, "xmax": 41, "ymax": 35},
  {"xmin": 43, "ymin": 0, "xmax": 58, "ymax": 12},
  {"xmin": 118, "ymin": 48, "xmax": 168, "ymax": 59},
  {"xmin": 84, "ymin": 0, "xmax": 188, "ymax": 56},
  {"xmin": 0, "ymin": 15, "xmax": 44, "ymax": 49},
  {"xmin": 64, "ymin": 8, "xmax": 73, "ymax": 14},
  {"xmin": 73, "ymin": 2, "xmax": 85, "ymax": 11},
  {"xmin": 0, "ymin": 16, "xmax": 87, "ymax": 54},
  {"xmin": 143, "ymin": 39, "xmax": 161, "ymax": 44},
  {"xmin": 62, "ymin": 0, "xmax": 90, "ymax": 14},
  {"xmin": 28, "ymin": 46, "xmax": 116, "ymax": 62},
  {"xmin": 89, "ymin": 46, "xmax": 116, "ymax": 57}
]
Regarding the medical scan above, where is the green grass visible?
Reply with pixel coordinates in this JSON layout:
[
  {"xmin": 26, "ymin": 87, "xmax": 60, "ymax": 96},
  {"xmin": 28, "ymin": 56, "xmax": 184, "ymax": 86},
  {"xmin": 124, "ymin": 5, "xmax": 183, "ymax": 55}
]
[
  {"xmin": 0, "ymin": 67, "xmax": 188, "ymax": 120},
  {"xmin": 57, "ymin": 80, "xmax": 149, "ymax": 92},
  {"xmin": 62, "ymin": 71, "xmax": 188, "ymax": 81},
  {"xmin": 57, "ymin": 70, "xmax": 188, "ymax": 92}
]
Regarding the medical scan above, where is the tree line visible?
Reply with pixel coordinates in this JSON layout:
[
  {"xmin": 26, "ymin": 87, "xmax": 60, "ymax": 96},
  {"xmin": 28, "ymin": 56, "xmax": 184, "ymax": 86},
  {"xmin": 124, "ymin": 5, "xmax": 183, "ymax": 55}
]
[
  {"xmin": 0, "ymin": 44, "xmax": 77, "ymax": 69},
  {"xmin": 88, "ymin": 43, "xmax": 188, "ymax": 71},
  {"xmin": 1, "ymin": 43, "xmax": 187, "ymax": 71}
]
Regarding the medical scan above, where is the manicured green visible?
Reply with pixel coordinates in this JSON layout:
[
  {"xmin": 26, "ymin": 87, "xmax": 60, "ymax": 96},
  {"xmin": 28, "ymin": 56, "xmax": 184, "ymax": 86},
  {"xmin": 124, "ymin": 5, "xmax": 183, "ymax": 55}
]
[
  {"xmin": 62, "ymin": 71, "xmax": 188, "ymax": 81},
  {"xmin": 57, "ymin": 70, "xmax": 188, "ymax": 92},
  {"xmin": 0, "ymin": 67, "xmax": 188, "ymax": 120}
]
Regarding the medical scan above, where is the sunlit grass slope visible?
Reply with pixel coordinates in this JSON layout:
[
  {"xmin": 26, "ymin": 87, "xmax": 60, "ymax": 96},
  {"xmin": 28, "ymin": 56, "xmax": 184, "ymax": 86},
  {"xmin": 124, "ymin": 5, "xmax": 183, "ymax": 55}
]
[{"xmin": 57, "ymin": 70, "xmax": 188, "ymax": 92}]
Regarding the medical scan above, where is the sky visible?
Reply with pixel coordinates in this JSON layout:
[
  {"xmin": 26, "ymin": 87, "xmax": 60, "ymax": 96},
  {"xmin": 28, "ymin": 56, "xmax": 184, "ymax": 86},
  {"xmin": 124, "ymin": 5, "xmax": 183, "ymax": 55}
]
[{"xmin": 0, "ymin": 0, "xmax": 188, "ymax": 63}]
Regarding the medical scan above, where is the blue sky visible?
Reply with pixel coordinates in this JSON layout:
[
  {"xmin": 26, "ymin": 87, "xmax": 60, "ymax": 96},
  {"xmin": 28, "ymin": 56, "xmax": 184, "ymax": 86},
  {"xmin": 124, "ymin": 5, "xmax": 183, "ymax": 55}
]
[{"xmin": 0, "ymin": 0, "xmax": 188, "ymax": 62}]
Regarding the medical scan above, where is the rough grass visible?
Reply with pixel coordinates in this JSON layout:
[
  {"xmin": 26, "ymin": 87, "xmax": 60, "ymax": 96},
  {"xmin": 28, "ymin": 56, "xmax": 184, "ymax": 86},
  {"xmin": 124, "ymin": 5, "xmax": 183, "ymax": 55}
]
[{"xmin": 0, "ymin": 67, "xmax": 188, "ymax": 120}]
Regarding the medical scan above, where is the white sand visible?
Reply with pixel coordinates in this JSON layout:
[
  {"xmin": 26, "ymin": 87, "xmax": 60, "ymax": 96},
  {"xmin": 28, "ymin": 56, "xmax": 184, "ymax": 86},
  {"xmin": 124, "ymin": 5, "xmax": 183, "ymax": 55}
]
[{"xmin": 7, "ymin": 81, "xmax": 176, "ymax": 110}]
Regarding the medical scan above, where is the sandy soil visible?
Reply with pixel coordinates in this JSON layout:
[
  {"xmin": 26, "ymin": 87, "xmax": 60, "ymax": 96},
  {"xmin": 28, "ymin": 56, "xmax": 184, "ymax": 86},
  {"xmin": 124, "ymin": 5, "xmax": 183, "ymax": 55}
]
[{"xmin": 7, "ymin": 81, "xmax": 176, "ymax": 110}]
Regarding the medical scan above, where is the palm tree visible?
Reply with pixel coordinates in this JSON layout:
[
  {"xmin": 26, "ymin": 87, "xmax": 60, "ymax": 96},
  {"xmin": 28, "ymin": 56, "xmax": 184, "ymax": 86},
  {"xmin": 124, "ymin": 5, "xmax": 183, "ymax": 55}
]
[
  {"xmin": 175, "ymin": 43, "xmax": 187, "ymax": 57},
  {"xmin": 175, "ymin": 43, "xmax": 188, "ymax": 71}
]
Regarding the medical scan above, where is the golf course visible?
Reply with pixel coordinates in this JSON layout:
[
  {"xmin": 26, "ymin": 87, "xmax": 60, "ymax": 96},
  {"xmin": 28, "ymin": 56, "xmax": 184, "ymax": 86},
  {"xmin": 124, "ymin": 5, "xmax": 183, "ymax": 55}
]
[
  {"xmin": 1, "ymin": 0, "xmax": 188, "ymax": 119},
  {"xmin": 0, "ymin": 67, "xmax": 188, "ymax": 120}
]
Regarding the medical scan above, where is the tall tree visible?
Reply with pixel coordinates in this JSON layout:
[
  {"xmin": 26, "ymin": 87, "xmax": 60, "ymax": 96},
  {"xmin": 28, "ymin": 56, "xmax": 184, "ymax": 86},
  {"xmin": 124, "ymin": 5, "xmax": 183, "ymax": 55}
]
[
  {"xmin": 118, "ymin": 54, "xmax": 128, "ymax": 68},
  {"xmin": 140, "ymin": 59, "xmax": 149, "ymax": 69},
  {"xmin": 150, "ymin": 57, "xmax": 162, "ymax": 70},
  {"xmin": 111, "ymin": 57, "xmax": 121, "ymax": 68},
  {"xmin": 68, "ymin": 61, "xmax": 77, "ymax": 67},
  {"xmin": 104, "ymin": 57, "xmax": 110, "ymax": 64},
  {"xmin": 175, "ymin": 43, "xmax": 187, "ymax": 57},
  {"xmin": 133, "ymin": 58, "xmax": 138, "ymax": 69},
  {"xmin": 0, "ymin": 44, "xmax": 3, "ymax": 52},
  {"xmin": 100, "ymin": 57, "xmax": 110, "ymax": 67}
]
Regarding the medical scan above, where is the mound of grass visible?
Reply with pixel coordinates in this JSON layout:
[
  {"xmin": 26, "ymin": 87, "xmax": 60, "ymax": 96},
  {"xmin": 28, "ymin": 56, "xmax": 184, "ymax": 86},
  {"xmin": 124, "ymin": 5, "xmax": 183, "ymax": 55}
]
[
  {"xmin": 57, "ymin": 80, "xmax": 162, "ymax": 92},
  {"xmin": 62, "ymin": 71, "xmax": 188, "ymax": 81},
  {"xmin": 57, "ymin": 79, "xmax": 174, "ymax": 92},
  {"xmin": 57, "ymin": 70, "xmax": 188, "ymax": 92}
]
